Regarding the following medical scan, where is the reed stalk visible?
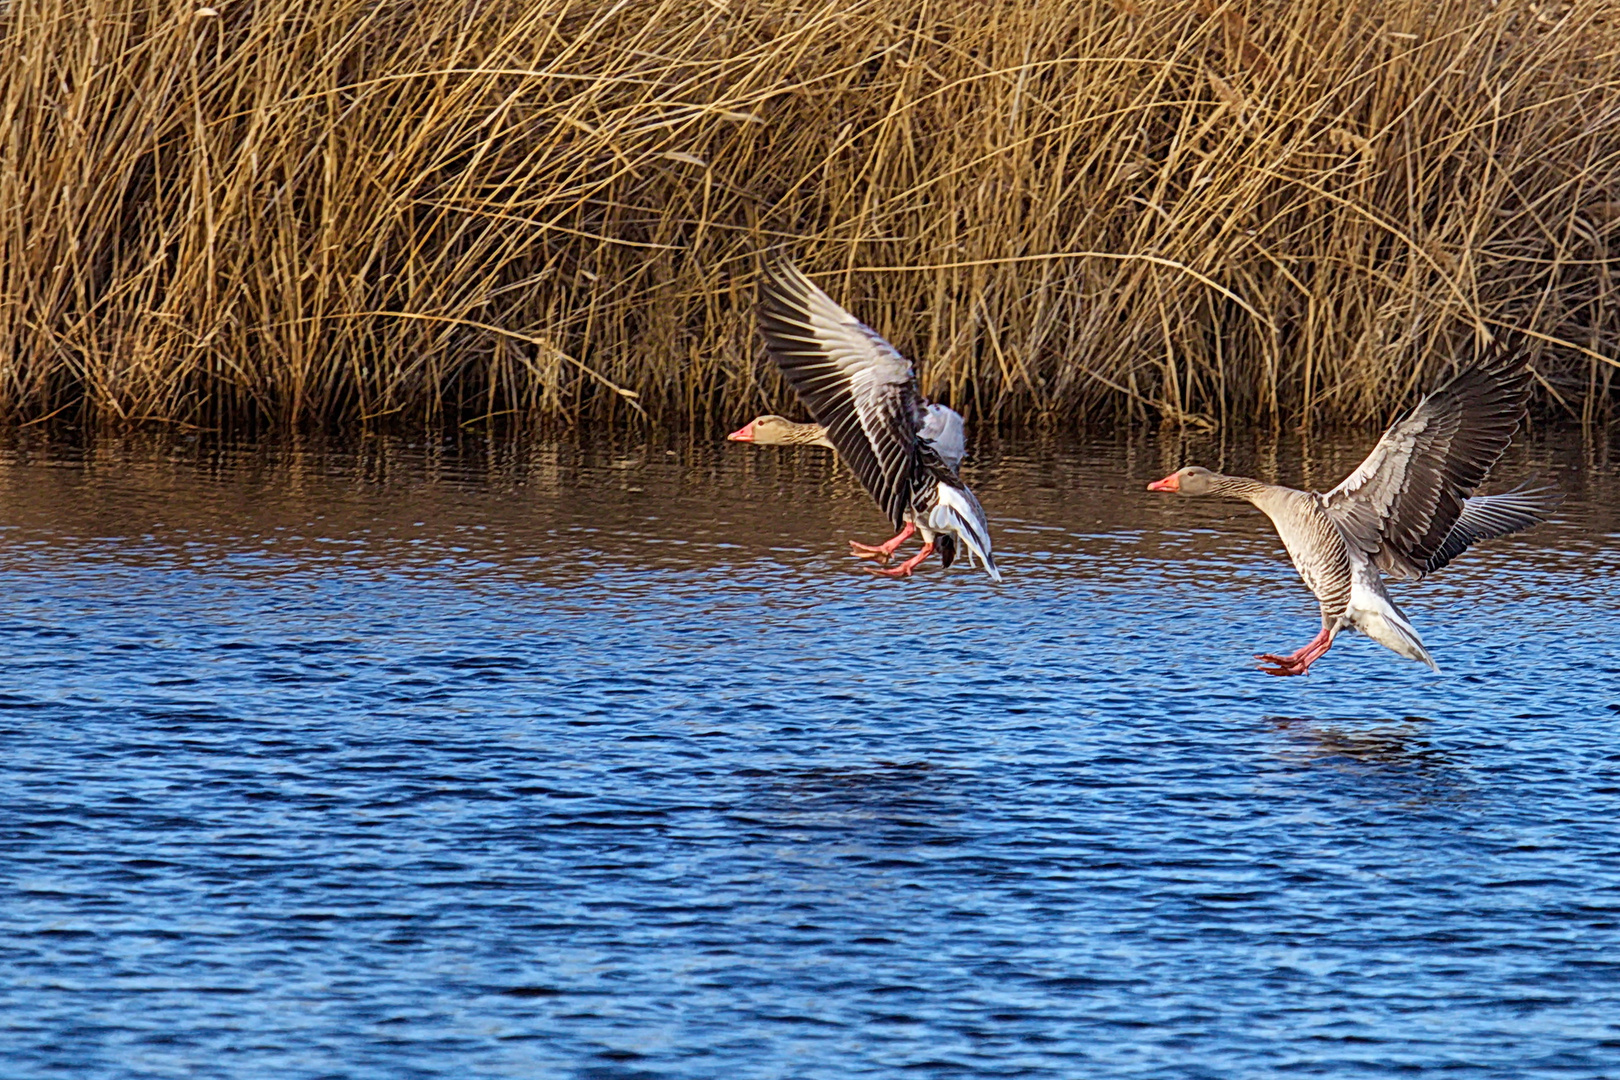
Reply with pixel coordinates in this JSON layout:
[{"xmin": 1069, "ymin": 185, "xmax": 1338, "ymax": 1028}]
[{"xmin": 1, "ymin": 0, "xmax": 1616, "ymax": 431}]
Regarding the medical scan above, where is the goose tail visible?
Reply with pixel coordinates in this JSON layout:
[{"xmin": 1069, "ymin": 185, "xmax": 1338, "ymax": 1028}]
[
  {"xmin": 1349, "ymin": 580, "xmax": 1438, "ymax": 671},
  {"xmin": 931, "ymin": 484, "xmax": 1001, "ymax": 583}
]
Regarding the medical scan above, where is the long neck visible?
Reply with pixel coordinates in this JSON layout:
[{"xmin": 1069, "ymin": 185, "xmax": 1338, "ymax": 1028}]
[
  {"xmin": 1206, "ymin": 472, "xmax": 1282, "ymax": 504},
  {"xmin": 786, "ymin": 423, "xmax": 836, "ymax": 450},
  {"xmin": 784, "ymin": 422, "xmax": 828, "ymax": 444}
]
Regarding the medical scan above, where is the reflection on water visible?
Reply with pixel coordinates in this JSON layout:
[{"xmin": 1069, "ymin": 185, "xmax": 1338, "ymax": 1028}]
[
  {"xmin": 1263, "ymin": 716, "xmax": 1472, "ymax": 806},
  {"xmin": 0, "ymin": 426, "xmax": 1616, "ymax": 1079},
  {"xmin": 1267, "ymin": 715, "xmax": 1451, "ymax": 766}
]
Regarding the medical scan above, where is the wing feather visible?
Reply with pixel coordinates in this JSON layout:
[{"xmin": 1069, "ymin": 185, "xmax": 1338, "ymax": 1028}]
[
  {"xmin": 1422, "ymin": 486, "xmax": 1562, "ymax": 574},
  {"xmin": 1323, "ymin": 343, "xmax": 1534, "ymax": 580},
  {"xmin": 757, "ymin": 259, "xmax": 925, "ymax": 528}
]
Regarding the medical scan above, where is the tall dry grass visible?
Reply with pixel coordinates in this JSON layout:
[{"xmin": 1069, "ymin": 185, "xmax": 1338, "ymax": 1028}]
[{"xmin": 1, "ymin": 0, "xmax": 1617, "ymax": 432}]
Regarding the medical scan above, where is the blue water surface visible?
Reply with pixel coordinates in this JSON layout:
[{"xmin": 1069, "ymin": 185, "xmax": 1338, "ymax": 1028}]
[{"xmin": 0, "ymin": 429, "xmax": 1616, "ymax": 1079}]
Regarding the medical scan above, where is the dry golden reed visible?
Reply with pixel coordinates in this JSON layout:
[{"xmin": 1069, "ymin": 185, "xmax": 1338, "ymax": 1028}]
[{"xmin": 1, "ymin": 0, "xmax": 1617, "ymax": 432}]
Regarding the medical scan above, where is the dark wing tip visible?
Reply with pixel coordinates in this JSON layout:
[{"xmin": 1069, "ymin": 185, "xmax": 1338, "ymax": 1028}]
[
  {"xmin": 1441, "ymin": 336, "xmax": 1534, "ymax": 402},
  {"xmin": 757, "ymin": 258, "xmax": 815, "ymax": 325},
  {"xmin": 1420, "ymin": 481, "xmax": 1561, "ymax": 574},
  {"xmin": 1498, "ymin": 480, "xmax": 1566, "ymax": 514},
  {"xmin": 1419, "ymin": 337, "xmax": 1534, "ymax": 458}
]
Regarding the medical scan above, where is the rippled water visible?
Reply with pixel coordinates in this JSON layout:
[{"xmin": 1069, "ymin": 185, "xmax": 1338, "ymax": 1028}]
[{"xmin": 1, "ymin": 427, "xmax": 1617, "ymax": 1078}]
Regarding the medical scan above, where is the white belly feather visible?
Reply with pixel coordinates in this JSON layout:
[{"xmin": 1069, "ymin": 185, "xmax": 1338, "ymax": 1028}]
[{"xmin": 1344, "ymin": 549, "xmax": 1438, "ymax": 670}]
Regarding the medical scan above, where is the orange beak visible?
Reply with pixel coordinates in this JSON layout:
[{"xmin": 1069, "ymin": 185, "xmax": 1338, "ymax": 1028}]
[
  {"xmin": 1146, "ymin": 472, "xmax": 1181, "ymax": 492},
  {"xmin": 727, "ymin": 421, "xmax": 755, "ymax": 442}
]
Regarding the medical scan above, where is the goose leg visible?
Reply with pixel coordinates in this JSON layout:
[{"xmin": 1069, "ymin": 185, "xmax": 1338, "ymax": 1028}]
[
  {"xmin": 849, "ymin": 522, "xmax": 915, "ymax": 564},
  {"xmin": 868, "ymin": 541, "xmax": 935, "ymax": 578},
  {"xmin": 1256, "ymin": 628, "xmax": 1334, "ymax": 677}
]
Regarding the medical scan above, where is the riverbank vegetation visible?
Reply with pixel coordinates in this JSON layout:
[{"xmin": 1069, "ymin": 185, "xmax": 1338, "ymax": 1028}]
[{"xmin": 2, "ymin": 0, "xmax": 1617, "ymax": 432}]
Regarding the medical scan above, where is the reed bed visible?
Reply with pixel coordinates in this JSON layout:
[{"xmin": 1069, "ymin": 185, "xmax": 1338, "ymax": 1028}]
[{"xmin": 1, "ymin": 0, "xmax": 1617, "ymax": 432}]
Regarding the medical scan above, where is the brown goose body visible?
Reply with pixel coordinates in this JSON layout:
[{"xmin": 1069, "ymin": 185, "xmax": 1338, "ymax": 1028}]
[{"xmin": 1148, "ymin": 344, "xmax": 1558, "ymax": 676}]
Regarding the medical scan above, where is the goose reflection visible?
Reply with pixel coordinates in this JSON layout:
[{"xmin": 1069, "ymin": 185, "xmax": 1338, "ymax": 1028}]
[
  {"xmin": 735, "ymin": 760, "xmax": 968, "ymax": 843},
  {"xmin": 1264, "ymin": 716, "xmax": 1469, "ymax": 802},
  {"xmin": 1267, "ymin": 716, "xmax": 1447, "ymax": 764},
  {"xmin": 751, "ymin": 760, "xmax": 952, "ymax": 817}
]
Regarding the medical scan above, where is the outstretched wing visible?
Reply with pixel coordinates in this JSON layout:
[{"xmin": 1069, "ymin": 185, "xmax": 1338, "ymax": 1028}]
[
  {"xmin": 757, "ymin": 259, "xmax": 926, "ymax": 528},
  {"xmin": 1422, "ymin": 485, "xmax": 1562, "ymax": 575},
  {"xmin": 1323, "ymin": 343, "xmax": 1533, "ymax": 581}
]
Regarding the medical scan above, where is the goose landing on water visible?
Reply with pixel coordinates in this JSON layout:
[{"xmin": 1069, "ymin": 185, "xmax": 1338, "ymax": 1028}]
[
  {"xmin": 754, "ymin": 258, "xmax": 999, "ymax": 581},
  {"xmin": 1147, "ymin": 344, "xmax": 1559, "ymax": 676},
  {"xmin": 726, "ymin": 408, "xmax": 969, "ymax": 567}
]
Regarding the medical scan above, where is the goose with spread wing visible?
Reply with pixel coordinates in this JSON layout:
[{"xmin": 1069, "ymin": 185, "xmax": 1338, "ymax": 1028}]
[
  {"xmin": 754, "ymin": 258, "xmax": 998, "ymax": 581},
  {"xmin": 1146, "ymin": 344, "xmax": 1558, "ymax": 675}
]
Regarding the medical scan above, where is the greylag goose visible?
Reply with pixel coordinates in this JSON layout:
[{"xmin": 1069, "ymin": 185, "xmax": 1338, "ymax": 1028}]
[
  {"xmin": 728, "ymin": 407, "xmax": 968, "ymax": 471},
  {"xmin": 1147, "ymin": 344, "xmax": 1557, "ymax": 676},
  {"xmin": 755, "ymin": 258, "xmax": 999, "ymax": 581}
]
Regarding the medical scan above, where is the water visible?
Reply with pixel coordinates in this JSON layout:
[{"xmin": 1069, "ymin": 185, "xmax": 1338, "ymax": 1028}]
[{"xmin": 1, "ymin": 428, "xmax": 1616, "ymax": 1079}]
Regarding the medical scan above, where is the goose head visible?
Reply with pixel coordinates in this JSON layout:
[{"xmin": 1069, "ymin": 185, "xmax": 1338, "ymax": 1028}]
[
  {"xmin": 727, "ymin": 415, "xmax": 826, "ymax": 445},
  {"xmin": 1147, "ymin": 466, "xmax": 1218, "ymax": 496}
]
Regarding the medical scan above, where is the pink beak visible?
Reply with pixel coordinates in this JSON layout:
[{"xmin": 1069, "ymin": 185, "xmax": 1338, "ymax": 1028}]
[
  {"xmin": 1146, "ymin": 472, "xmax": 1180, "ymax": 492},
  {"xmin": 727, "ymin": 421, "xmax": 755, "ymax": 442}
]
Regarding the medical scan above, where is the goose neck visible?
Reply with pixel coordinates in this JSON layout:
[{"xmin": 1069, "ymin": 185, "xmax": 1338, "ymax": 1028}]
[{"xmin": 1208, "ymin": 473, "xmax": 1276, "ymax": 502}]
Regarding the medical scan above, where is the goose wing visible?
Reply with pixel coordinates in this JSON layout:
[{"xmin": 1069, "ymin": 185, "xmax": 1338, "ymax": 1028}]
[
  {"xmin": 757, "ymin": 259, "xmax": 926, "ymax": 528},
  {"xmin": 919, "ymin": 403, "xmax": 966, "ymax": 470},
  {"xmin": 1322, "ymin": 344, "xmax": 1533, "ymax": 581},
  {"xmin": 1421, "ymin": 485, "xmax": 1562, "ymax": 575}
]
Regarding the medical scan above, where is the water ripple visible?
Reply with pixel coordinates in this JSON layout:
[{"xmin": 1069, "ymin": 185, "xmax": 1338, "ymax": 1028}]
[{"xmin": 0, "ymin": 431, "xmax": 1615, "ymax": 1078}]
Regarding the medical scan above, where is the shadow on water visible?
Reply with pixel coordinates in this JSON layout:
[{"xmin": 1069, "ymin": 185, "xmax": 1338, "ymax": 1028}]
[
  {"xmin": 742, "ymin": 759, "xmax": 944, "ymax": 798},
  {"xmin": 730, "ymin": 761, "xmax": 977, "ymax": 853},
  {"xmin": 1266, "ymin": 714, "xmax": 1451, "ymax": 765}
]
